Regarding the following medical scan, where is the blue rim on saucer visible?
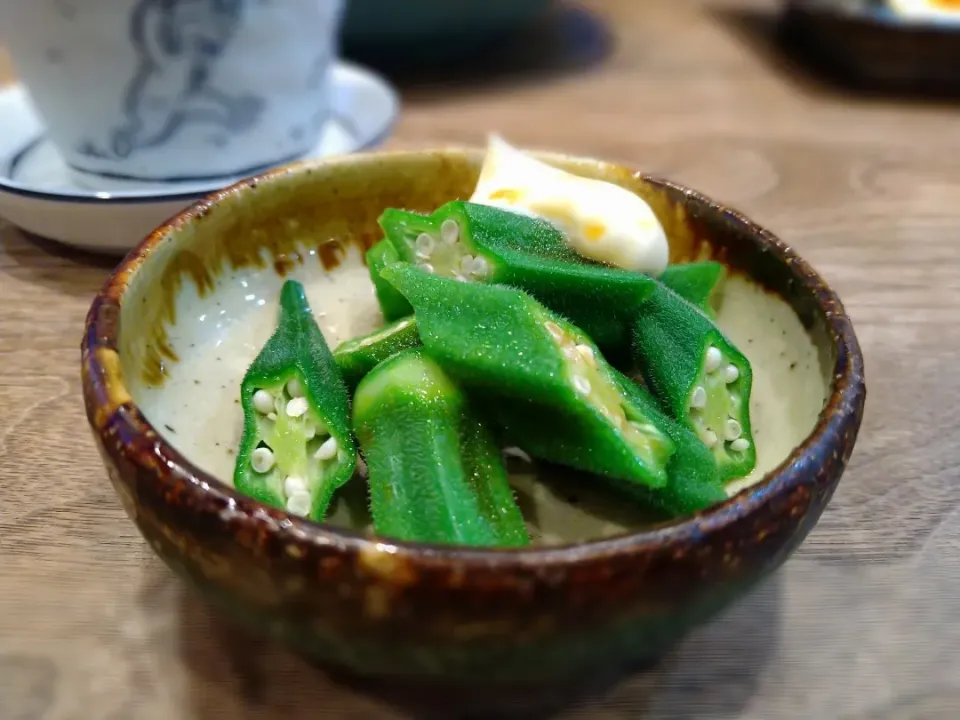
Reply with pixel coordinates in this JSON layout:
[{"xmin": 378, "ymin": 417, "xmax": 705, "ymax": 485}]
[
  {"xmin": 0, "ymin": 61, "xmax": 399, "ymax": 205},
  {"xmin": 12, "ymin": 139, "xmax": 311, "ymax": 189}
]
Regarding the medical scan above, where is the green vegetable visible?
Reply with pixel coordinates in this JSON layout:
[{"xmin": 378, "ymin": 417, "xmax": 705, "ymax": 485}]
[
  {"xmin": 353, "ymin": 348, "xmax": 529, "ymax": 547},
  {"xmin": 366, "ymin": 238, "xmax": 413, "ymax": 321},
  {"xmin": 631, "ymin": 284, "xmax": 756, "ymax": 483},
  {"xmin": 614, "ymin": 370, "xmax": 727, "ymax": 517},
  {"xmin": 382, "ymin": 263, "xmax": 676, "ymax": 490},
  {"xmin": 659, "ymin": 261, "xmax": 726, "ymax": 319},
  {"xmin": 333, "ymin": 316, "xmax": 422, "ymax": 390},
  {"xmin": 378, "ymin": 200, "xmax": 656, "ymax": 359},
  {"xmin": 234, "ymin": 280, "xmax": 356, "ymax": 521}
]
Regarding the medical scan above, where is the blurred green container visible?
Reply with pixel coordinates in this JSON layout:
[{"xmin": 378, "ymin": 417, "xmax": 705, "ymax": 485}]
[{"xmin": 342, "ymin": 0, "xmax": 553, "ymax": 60}]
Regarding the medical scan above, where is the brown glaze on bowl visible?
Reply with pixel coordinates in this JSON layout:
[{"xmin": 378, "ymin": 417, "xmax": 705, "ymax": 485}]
[{"xmin": 80, "ymin": 150, "xmax": 865, "ymax": 691}]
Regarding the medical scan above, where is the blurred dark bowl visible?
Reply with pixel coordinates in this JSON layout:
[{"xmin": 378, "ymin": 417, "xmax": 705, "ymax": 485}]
[{"xmin": 341, "ymin": 0, "xmax": 554, "ymax": 64}]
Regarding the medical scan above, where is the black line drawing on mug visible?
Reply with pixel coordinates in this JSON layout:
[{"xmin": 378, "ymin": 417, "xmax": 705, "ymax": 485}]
[{"xmin": 105, "ymin": 0, "xmax": 264, "ymax": 159}]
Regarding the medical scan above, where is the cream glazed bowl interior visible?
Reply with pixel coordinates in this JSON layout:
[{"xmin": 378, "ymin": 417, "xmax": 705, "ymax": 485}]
[{"xmin": 81, "ymin": 148, "xmax": 865, "ymax": 689}]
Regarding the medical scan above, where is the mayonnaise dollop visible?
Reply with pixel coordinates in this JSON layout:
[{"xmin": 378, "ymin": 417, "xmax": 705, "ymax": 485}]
[{"xmin": 468, "ymin": 135, "xmax": 669, "ymax": 276}]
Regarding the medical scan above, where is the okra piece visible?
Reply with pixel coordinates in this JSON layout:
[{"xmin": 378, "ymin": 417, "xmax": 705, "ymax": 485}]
[
  {"xmin": 234, "ymin": 280, "xmax": 356, "ymax": 521},
  {"xmin": 381, "ymin": 263, "xmax": 676, "ymax": 489},
  {"xmin": 614, "ymin": 370, "xmax": 727, "ymax": 517},
  {"xmin": 333, "ymin": 316, "xmax": 422, "ymax": 390},
  {"xmin": 378, "ymin": 201, "xmax": 656, "ymax": 358},
  {"xmin": 366, "ymin": 238, "xmax": 413, "ymax": 321},
  {"xmin": 632, "ymin": 283, "xmax": 756, "ymax": 483},
  {"xmin": 353, "ymin": 348, "xmax": 529, "ymax": 547},
  {"xmin": 659, "ymin": 261, "xmax": 726, "ymax": 319}
]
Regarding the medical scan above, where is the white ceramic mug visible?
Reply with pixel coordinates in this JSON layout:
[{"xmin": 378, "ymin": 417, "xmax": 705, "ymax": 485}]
[{"xmin": 1, "ymin": 0, "xmax": 345, "ymax": 184}]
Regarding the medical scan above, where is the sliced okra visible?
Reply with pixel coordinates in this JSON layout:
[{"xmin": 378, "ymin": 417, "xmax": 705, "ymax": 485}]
[
  {"xmin": 613, "ymin": 370, "xmax": 727, "ymax": 517},
  {"xmin": 378, "ymin": 201, "xmax": 656, "ymax": 359},
  {"xmin": 333, "ymin": 316, "xmax": 422, "ymax": 390},
  {"xmin": 366, "ymin": 238, "xmax": 413, "ymax": 322},
  {"xmin": 659, "ymin": 261, "xmax": 726, "ymax": 320},
  {"xmin": 353, "ymin": 348, "xmax": 529, "ymax": 547},
  {"xmin": 632, "ymin": 284, "xmax": 756, "ymax": 483},
  {"xmin": 381, "ymin": 263, "xmax": 676, "ymax": 489},
  {"xmin": 234, "ymin": 280, "xmax": 356, "ymax": 521}
]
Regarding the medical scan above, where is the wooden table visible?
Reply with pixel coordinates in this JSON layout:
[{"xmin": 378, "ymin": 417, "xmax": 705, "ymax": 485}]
[{"xmin": 2, "ymin": 1, "xmax": 958, "ymax": 718}]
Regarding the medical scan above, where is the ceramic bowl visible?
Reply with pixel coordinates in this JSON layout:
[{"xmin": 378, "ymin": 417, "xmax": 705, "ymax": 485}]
[{"xmin": 81, "ymin": 149, "xmax": 865, "ymax": 693}]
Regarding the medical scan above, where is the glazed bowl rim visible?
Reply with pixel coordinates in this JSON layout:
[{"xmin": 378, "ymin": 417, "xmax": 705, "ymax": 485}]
[{"xmin": 81, "ymin": 147, "xmax": 865, "ymax": 568}]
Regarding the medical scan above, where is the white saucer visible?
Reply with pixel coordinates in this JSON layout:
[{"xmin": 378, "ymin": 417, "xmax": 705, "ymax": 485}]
[{"xmin": 0, "ymin": 61, "xmax": 399, "ymax": 254}]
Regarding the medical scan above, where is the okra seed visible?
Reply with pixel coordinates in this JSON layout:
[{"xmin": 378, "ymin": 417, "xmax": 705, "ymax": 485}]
[
  {"xmin": 730, "ymin": 438, "xmax": 750, "ymax": 453},
  {"xmin": 544, "ymin": 321, "xmax": 564, "ymax": 341},
  {"xmin": 459, "ymin": 254, "xmax": 475, "ymax": 275},
  {"xmin": 314, "ymin": 435, "xmax": 339, "ymax": 461},
  {"xmin": 503, "ymin": 446, "xmax": 533, "ymax": 463},
  {"xmin": 440, "ymin": 218, "xmax": 459, "ymax": 244},
  {"xmin": 573, "ymin": 376, "xmax": 592, "ymax": 396},
  {"xmin": 701, "ymin": 429, "xmax": 718, "ymax": 447},
  {"xmin": 286, "ymin": 377, "xmax": 304, "ymax": 398},
  {"xmin": 452, "ymin": 272, "xmax": 469, "ymax": 282},
  {"xmin": 725, "ymin": 419, "xmax": 742, "ymax": 441},
  {"xmin": 575, "ymin": 344, "xmax": 596, "ymax": 366},
  {"xmin": 253, "ymin": 389, "xmax": 274, "ymax": 415},
  {"xmin": 286, "ymin": 490, "xmax": 311, "ymax": 516},
  {"xmin": 284, "ymin": 476, "xmax": 307, "ymax": 496},
  {"xmin": 267, "ymin": 412, "xmax": 278, "ymax": 421},
  {"xmin": 705, "ymin": 346, "xmax": 722, "ymax": 373},
  {"xmin": 723, "ymin": 364, "xmax": 739, "ymax": 384},
  {"xmin": 304, "ymin": 424, "xmax": 316, "ymax": 440},
  {"xmin": 420, "ymin": 262, "xmax": 435, "ymax": 273},
  {"xmin": 471, "ymin": 256, "xmax": 489, "ymax": 277},
  {"xmin": 251, "ymin": 447, "xmax": 275, "ymax": 473},
  {"xmin": 690, "ymin": 385, "xmax": 707, "ymax": 409},
  {"xmin": 415, "ymin": 233, "xmax": 435, "ymax": 255},
  {"xmin": 601, "ymin": 406, "xmax": 625, "ymax": 428},
  {"xmin": 286, "ymin": 396, "xmax": 308, "ymax": 418},
  {"xmin": 632, "ymin": 421, "xmax": 661, "ymax": 439}
]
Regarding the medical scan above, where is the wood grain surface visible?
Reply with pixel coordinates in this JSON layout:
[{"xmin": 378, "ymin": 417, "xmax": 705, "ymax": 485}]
[{"xmin": 1, "ymin": 1, "xmax": 958, "ymax": 718}]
